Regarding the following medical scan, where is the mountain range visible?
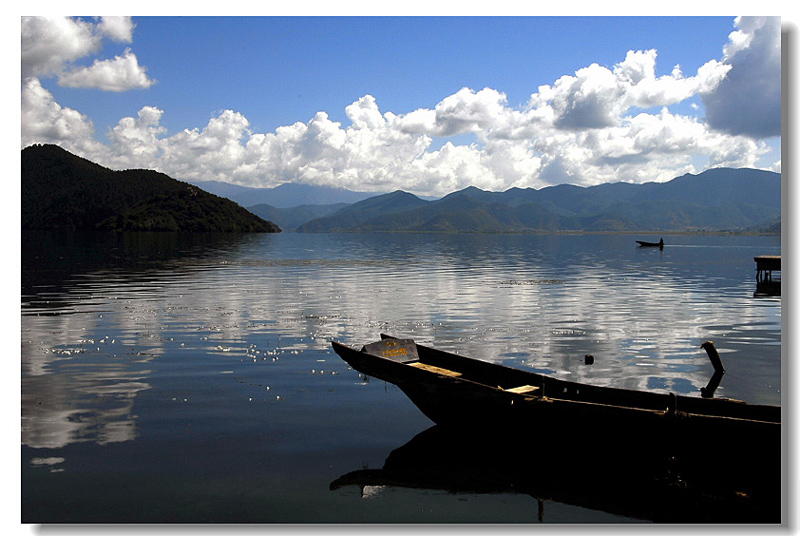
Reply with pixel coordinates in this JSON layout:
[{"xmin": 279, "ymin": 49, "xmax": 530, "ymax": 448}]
[
  {"xmin": 188, "ymin": 180, "xmax": 379, "ymax": 208},
  {"xmin": 293, "ymin": 168, "xmax": 780, "ymax": 233}
]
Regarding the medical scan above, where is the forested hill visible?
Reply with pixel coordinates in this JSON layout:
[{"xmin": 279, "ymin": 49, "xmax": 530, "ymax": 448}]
[{"xmin": 21, "ymin": 144, "xmax": 280, "ymax": 232}]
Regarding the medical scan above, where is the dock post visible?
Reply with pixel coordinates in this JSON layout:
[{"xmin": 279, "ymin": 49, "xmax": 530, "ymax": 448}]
[{"xmin": 754, "ymin": 255, "xmax": 781, "ymax": 283}]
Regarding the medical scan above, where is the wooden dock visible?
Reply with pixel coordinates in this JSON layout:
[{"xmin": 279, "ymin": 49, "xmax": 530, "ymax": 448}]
[{"xmin": 755, "ymin": 255, "xmax": 781, "ymax": 283}]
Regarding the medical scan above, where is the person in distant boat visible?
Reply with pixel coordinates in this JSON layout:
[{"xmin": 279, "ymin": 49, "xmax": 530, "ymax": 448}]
[{"xmin": 659, "ymin": 238, "xmax": 664, "ymax": 247}]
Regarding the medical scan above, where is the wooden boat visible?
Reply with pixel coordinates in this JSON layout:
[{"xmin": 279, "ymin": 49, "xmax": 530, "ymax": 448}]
[
  {"xmin": 331, "ymin": 335, "xmax": 782, "ymax": 520},
  {"xmin": 637, "ymin": 238, "xmax": 664, "ymax": 248},
  {"xmin": 332, "ymin": 336, "xmax": 779, "ymax": 454}
]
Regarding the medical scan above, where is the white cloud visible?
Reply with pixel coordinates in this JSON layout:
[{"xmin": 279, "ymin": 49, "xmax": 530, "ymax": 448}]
[
  {"xmin": 410, "ymin": 143, "xmax": 486, "ymax": 192},
  {"xmin": 97, "ymin": 16, "xmax": 135, "ymax": 43},
  {"xmin": 620, "ymin": 51, "xmax": 730, "ymax": 107},
  {"xmin": 157, "ymin": 110, "xmax": 252, "ymax": 181},
  {"xmin": 21, "ymin": 77, "xmax": 102, "ymax": 156},
  {"xmin": 526, "ymin": 50, "xmax": 730, "ymax": 132},
  {"xmin": 430, "ymin": 87, "xmax": 510, "ymax": 136},
  {"xmin": 549, "ymin": 63, "xmax": 627, "ymax": 129},
  {"xmin": 703, "ymin": 16, "xmax": 781, "ymax": 138},
  {"xmin": 21, "ymin": 16, "xmax": 102, "ymax": 79},
  {"xmin": 105, "ymin": 106, "xmax": 166, "ymax": 168},
  {"xmin": 58, "ymin": 48, "xmax": 155, "ymax": 91},
  {"xmin": 21, "ymin": 16, "xmax": 154, "ymax": 92},
  {"xmin": 345, "ymin": 95, "xmax": 385, "ymax": 130},
  {"xmin": 22, "ymin": 81, "xmax": 774, "ymax": 196}
]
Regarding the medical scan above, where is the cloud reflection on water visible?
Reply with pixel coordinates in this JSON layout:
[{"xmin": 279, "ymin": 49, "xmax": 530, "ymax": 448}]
[{"xmin": 21, "ymin": 232, "xmax": 780, "ymax": 449}]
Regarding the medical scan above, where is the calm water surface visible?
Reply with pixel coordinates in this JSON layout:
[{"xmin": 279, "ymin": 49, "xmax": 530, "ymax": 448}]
[{"xmin": 21, "ymin": 231, "xmax": 782, "ymax": 523}]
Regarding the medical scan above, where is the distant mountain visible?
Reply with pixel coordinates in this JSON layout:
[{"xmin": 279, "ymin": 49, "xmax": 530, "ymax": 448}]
[
  {"xmin": 190, "ymin": 180, "xmax": 380, "ymax": 208},
  {"xmin": 746, "ymin": 216, "xmax": 781, "ymax": 234},
  {"xmin": 296, "ymin": 191, "xmax": 432, "ymax": 232},
  {"xmin": 22, "ymin": 144, "xmax": 280, "ymax": 232},
  {"xmin": 247, "ymin": 203, "xmax": 349, "ymax": 231},
  {"xmin": 296, "ymin": 168, "xmax": 780, "ymax": 233}
]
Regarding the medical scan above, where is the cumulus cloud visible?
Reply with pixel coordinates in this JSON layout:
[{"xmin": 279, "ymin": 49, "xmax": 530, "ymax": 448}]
[
  {"xmin": 21, "ymin": 77, "xmax": 101, "ymax": 155},
  {"xmin": 430, "ymin": 87, "xmax": 510, "ymax": 136},
  {"xmin": 105, "ymin": 106, "xmax": 166, "ymax": 167},
  {"xmin": 97, "ymin": 16, "xmax": 135, "ymax": 43},
  {"xmin": 58, "ymin": 48, "xmax": 155, "ymax": 91},
  {"xmin": 549, "ymin": 63, "xmax": 628, "ymax": 129},
  {"xmin": 21, "ymin": 16, "xmax": 101, "ymax": 79},
  {"xmin": 528, "ymin": 50, "xmax": 731, "ymax": 131},
  {"xmin": 20, "ymin": 16, "xmax": 781, "ymax": 198},
  {"xmin": 21, "ymin": 16, "xmax": 154, "ymax": 91},
  {"xmin": 703, "ymin": 16, "xmax": 781, "ymax": 138},
  {"xmin": 21, "ymin": 81, "xmax": 771, "ymax": 196}
]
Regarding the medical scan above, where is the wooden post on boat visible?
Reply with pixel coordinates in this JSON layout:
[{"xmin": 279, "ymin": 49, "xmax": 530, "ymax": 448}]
[
  {"xmin": 701, "ymin": 370, "xmax": 725, "ymax": 398},
  {"xmin": 700, "ymin": 341, "xmax": 725, "ymax": 398},
  {"xmin": 701, "ymin": 341, "xmax": 725, "ymax": 374}
]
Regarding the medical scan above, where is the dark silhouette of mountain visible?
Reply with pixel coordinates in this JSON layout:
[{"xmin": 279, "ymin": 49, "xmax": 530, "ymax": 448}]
[
  {"xmin": 22, "ymin": 144, "xmax": 280, "ymax": 232},
  {"xmin": 296, "ymin": 168, "xmax": 780, "ymax": 233},
  {"xmin": 190, "ymin": 180, "xmax": 380, "ymax": 208}
]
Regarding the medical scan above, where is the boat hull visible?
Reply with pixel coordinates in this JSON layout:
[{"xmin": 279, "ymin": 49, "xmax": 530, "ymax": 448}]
[
  {"xmin": 332, "ymin": 336, "xmax": 781, "ymax": 521},
  {"xmin": 332, "ymin": 338, "xmax": 778, "ymax": 433}
]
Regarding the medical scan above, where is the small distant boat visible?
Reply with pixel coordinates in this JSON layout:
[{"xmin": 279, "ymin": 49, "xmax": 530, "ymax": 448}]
[{"xmin": 637, "ymin": 238, "xmax": 664, "ymax": 248}]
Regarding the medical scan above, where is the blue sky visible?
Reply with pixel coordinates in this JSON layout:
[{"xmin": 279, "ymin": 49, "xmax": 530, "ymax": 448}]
[{"xmin": 20, "ymin": 15, "xmax": 784, "ymax": 197}]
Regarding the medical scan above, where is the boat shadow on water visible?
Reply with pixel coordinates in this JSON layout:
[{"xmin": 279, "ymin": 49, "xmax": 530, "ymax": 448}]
[
  {"xmin": 330, "ymin": 423, "xmax": 778, "ymax": 523},
  {"xmin": 330, "ymin": 336, "xmax": 781, "ymax": 523}
]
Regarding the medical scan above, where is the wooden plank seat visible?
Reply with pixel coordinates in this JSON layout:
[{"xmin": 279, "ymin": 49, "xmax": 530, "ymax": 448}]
[
  {"xmin": 505, "ymin": 385, "xmax": 540, "ymax": 394},
  {"xmin": 408, "ymin": 362, "xmax": 462, "ymax": 377}
]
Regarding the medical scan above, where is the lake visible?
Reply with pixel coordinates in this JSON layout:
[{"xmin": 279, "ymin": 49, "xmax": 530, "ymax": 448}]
[{"xmin": 21, "ymin": 231, "xmax": 782, "ymax": 523}]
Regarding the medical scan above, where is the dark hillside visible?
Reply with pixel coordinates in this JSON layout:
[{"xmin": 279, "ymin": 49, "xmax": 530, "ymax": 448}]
[{"xmin": 21, "ymin": 144, "xmax": 280, "ymax": 232}]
